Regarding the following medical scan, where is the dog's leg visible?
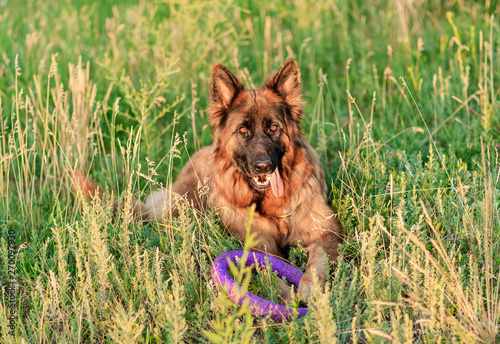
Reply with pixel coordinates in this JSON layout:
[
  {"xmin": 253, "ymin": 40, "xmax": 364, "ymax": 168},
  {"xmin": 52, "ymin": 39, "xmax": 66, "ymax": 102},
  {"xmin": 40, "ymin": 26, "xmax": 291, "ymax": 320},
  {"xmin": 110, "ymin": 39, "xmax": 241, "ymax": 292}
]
[
  {"xmin": 296, "ymin": 225, "xmax": 342, "ymax": 302},
  {"xmin": 275, "ymin": 277, "xmax": 294, "ymax": 304},
  {"xmin": 143, "ymin": 188, "xmax": 179, "ymax": 220},
  {"xmin": 296, "ymin": 242, "xmax": 330, "ymax": 301},
  {"xmin": 289, "ymin": 200, "xmax": 342, "ymax": 302},
  {"xmin": 144, "ymin": 146, "xmax": 214, "ymax": 221}
]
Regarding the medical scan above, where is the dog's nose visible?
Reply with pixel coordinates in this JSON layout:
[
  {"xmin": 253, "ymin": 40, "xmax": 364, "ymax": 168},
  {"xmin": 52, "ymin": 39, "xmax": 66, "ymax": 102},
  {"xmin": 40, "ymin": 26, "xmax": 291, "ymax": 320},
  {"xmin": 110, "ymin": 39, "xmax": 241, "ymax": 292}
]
[{"xmin": 254, "ymin": 158, "xmax": 273, "ymax": 174}]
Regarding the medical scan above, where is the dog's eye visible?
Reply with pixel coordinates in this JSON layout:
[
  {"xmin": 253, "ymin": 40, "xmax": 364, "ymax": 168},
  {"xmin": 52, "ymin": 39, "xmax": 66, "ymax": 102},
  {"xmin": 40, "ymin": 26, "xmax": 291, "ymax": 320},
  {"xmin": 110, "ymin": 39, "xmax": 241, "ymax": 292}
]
[
  {"xmin": 270, "ymin": 125, "xmax": 278, "ymax": 132},
  {"xmin": 239, "ymin": 127, "xmax": 247, "ymax": 134}
]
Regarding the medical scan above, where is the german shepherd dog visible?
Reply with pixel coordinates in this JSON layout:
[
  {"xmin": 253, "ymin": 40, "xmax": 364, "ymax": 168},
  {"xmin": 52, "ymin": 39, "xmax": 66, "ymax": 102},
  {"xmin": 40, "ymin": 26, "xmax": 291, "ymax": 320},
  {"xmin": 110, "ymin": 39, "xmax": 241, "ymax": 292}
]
[{"xmin": 73, "ymin": 59, "xmax": 342, "ymax": 301}]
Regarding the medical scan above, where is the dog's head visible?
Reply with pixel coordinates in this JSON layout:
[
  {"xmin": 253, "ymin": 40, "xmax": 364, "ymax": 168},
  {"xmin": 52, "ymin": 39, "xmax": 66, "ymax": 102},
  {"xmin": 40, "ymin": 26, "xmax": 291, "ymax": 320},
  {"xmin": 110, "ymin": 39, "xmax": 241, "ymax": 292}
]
[{"xmin": 208, "ymin": 59, "xmax": 303, "ymax": 197}]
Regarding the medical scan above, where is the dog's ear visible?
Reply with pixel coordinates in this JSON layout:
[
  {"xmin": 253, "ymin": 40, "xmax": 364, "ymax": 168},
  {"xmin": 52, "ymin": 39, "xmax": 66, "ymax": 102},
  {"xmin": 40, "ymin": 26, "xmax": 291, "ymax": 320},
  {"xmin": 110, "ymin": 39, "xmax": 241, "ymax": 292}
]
[
  {"xmin": 265, "ymin": 58, "xmax": 303, "ymax": 122},
  {"xmin": 209, "ymin": 63, "xmax": 244, "ymax": 128}
]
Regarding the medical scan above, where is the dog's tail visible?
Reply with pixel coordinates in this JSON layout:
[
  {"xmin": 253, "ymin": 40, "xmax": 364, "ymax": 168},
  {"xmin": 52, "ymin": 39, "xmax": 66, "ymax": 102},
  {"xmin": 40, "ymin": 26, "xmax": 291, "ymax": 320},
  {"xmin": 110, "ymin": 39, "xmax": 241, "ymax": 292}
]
[{"xmin": 71, "ymin": 170, "xmax": 152, "ymax": 221}]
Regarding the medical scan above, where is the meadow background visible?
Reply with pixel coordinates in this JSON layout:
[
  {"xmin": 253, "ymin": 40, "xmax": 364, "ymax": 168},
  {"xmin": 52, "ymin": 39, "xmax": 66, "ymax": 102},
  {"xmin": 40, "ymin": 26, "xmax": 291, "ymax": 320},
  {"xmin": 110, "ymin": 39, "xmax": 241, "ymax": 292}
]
[{"xmin": 1, "ymin": 0, "xmax": 499, "ymax": 342}]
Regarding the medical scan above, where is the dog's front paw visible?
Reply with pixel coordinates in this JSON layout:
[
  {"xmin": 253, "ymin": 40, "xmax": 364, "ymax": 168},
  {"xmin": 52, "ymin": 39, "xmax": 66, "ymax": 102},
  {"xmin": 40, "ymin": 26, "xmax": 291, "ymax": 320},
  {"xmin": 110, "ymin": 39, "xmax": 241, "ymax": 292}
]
[
  {"xmin": 297, "ymin": 275, "xmax": 313, "ymax": 303},
  {"xmin": 297, "ymin": 270, "xmax": 326, "ymax": 304}
]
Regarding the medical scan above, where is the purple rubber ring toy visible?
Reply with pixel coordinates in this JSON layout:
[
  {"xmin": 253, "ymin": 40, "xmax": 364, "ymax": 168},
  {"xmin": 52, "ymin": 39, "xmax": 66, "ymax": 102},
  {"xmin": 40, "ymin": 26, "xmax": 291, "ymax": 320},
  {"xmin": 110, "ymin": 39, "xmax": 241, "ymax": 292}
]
[{"xmin": 210, "ymin": 250, "xmax": 308, "ymax": 322}]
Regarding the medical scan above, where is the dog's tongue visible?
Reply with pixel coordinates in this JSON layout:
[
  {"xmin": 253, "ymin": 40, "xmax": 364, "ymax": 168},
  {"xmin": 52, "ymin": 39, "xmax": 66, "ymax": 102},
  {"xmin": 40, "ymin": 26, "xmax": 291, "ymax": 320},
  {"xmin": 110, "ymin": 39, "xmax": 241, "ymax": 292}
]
[{"xmin": 270, "ymin": 168, "xmax": 284, "ymax": 198}]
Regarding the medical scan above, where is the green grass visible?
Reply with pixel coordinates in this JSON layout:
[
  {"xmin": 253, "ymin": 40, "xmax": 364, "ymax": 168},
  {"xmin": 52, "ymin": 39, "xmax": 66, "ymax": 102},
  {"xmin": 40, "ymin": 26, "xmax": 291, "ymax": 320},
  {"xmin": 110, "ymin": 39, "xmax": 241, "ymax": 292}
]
[{"xmin": 1, "ymin": 0, "xmax": 499, "ymax": 342}]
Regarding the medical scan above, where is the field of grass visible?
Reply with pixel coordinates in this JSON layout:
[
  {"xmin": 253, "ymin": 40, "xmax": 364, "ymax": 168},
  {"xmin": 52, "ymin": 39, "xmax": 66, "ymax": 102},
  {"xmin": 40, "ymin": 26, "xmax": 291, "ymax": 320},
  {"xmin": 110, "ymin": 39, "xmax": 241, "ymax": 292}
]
[{"xmin": 1, "ymin": 0, "xmax": 499, "ymax": 342}]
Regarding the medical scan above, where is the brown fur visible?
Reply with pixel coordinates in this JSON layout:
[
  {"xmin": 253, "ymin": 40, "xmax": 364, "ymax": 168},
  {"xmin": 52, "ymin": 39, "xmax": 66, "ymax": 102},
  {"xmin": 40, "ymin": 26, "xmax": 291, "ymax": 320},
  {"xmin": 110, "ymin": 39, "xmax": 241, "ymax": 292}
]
[{"xmin": 72, "ymin": 59, "xmax": 342, "ymax": 302}]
